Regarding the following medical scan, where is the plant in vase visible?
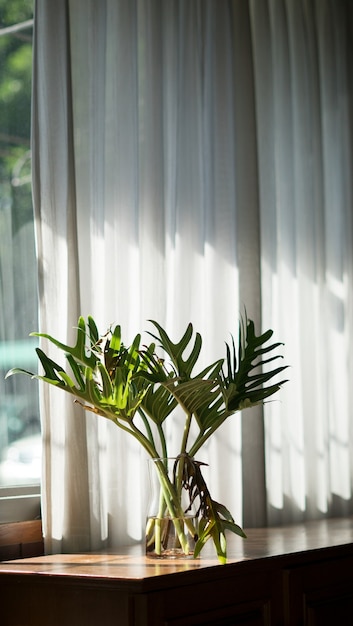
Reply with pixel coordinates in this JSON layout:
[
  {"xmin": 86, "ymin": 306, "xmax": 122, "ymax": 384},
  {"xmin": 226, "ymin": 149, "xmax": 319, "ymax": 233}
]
[{"xmin": 7, "ymin": 314, "xmax": 288, "ymax": 563}]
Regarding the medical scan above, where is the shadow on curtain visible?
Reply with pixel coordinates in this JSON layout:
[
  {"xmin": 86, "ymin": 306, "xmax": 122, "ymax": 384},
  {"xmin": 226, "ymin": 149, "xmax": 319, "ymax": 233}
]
[{"xmin": 31, "ymin": 0, "xmax": 353, "ymax": 553}]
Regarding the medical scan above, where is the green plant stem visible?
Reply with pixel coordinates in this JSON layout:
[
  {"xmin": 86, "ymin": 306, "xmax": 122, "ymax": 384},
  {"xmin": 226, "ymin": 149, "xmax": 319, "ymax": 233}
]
[
  {"xmin": 92, "ymin": 409, "xmax": 195, "ymax": 555},
  {"xmin": 180, "ymin": 411, "xmax": 192, "ymax": 456},
  {"xmin": 106, "ymin": 420, "xmax": 194, "ymax": 555},
  {"xmin": 155, "ymin": 460, "xmax": 188, "ymax": 553},
  {"xmin": 138, "ymin": 408, "xmax": 156, "ymax": 450},
  {"xmin": 99, "ymin": 408, "xmax": 160, "ymax": 459},
  {"xmin": 175, "ymin": 411, "xmax": 192, "ymax": 495},
  {"xmin": 152, "ymin": 458, "xmax": 197, "ymax": 555},
  {"xmin": 188, "ymin": 410, "xmax": 232, "ymax": 457},
  {"xmin": 157, "ymin": 423, "xmax": 168, "ymax": 461}
]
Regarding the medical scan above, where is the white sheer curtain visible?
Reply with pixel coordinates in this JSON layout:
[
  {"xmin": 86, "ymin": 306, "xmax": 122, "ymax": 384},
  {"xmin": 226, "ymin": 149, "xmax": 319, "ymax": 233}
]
[
  {"xmin": 32, "ymin": 0, "xmax": 353, "ymax": 554},
  {"xmin": 252, "ymin": 0, "xmax": 353, "ymax": 524}
]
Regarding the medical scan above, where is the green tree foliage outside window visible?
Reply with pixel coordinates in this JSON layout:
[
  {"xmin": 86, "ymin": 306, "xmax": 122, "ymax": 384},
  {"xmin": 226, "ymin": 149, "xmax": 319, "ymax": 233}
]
[{"xmin": 0, "ymin": 1, "xmax": 40, "ymax": 486}]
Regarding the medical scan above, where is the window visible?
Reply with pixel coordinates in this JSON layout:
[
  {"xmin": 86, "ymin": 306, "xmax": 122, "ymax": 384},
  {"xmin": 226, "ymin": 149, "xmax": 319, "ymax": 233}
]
[{"xmin": 0, "ymin": 1, "xmax": 40, "ymax": 521}]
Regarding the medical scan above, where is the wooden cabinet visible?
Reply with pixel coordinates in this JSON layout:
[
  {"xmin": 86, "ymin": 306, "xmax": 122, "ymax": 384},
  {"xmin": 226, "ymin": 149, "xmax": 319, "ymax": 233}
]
[
  {"xmin": 0, "ymin": 520, "xmax": 43, "ymax": 561},
  {"xmin": 133, "ymin": 562, "xmax": 282, "ymax": 626},
  {"xmin": 283, "ymin": 552, "xmax": 353, "ymax": 626},
  {"xmin": 1, "ymin": 518, "xmax": 353, "ymax": 625}
]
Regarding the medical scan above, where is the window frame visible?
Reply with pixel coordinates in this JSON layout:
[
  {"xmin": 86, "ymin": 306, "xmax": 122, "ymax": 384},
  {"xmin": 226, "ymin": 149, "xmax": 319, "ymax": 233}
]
[{"xmin": 0, "ymin": 485, "xmax": 40, "ymax": 524}]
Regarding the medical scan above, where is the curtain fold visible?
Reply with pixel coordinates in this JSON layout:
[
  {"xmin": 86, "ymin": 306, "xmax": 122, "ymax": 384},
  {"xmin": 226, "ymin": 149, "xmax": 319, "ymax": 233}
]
[
  {"xmin": 32, "ymin": 0, "xmax": 353, "ymax": 553},
  {"xmin": 253, "ymin": 0, "xmax": 353, "ymax": 523}
]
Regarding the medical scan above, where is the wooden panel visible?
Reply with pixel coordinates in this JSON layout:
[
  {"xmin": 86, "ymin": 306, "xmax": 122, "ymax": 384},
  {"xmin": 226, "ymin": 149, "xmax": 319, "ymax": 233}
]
[
  {"xmin": 0, "ymin": 520, "xmax": 44, "ymax": 561},
  {"xmin": 164, "ymin": 600, "xmax": 272, "ymax": 625},
  {"xmin": 283, "ymin": 555, "xmax": 353, "ymax": 626},
  {"xmin": 133, "ymin": 565, "xmax": 281, "ymax": 626},
  {"xmin": 0, "ymin": 576, "xmax": 132, "ymax": 626},
  {"xmin": 305, "ymin": 587, "xmax": 353, "ymax": 626}
]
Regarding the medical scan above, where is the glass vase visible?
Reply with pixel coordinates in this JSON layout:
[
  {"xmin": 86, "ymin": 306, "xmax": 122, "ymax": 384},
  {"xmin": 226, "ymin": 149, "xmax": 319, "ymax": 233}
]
[{"xmin": 145, "ymin": 457, "xmax": 198, "ymax": 558}]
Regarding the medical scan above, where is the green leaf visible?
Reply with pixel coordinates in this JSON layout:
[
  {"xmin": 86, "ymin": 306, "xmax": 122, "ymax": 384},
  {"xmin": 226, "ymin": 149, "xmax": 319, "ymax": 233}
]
[
  {"xmin": 221, "ymin": 316, "xmax": 289, "ymax": 413},
  {"xmin": 163, "ymin": 377, "xmax": 219, "ymax": 416},
  {"xmin": 113, "ymin": 367, "xmax": 131, "ymax": 409},
  {"xmin": 98, "ymin": 362, "xmax": 114, "ymax": 398},
  {"xmin": 180, "ymin": 455, "xmax": 246, "ymax": 564},
  {"xmin": 141, "ymin": 382, "xmax": 177, "ymax": 425},
  {"xmin": 194, "ymin": 393, "xmax": 225, "ymax": 432},
  {"xmin": 57, "ymin": 370, "xmax": 78, "ymax": 390},
  {"xmin": 125, "ymin": 333, "xmax": 142, "ymax": 372},
  {"xmin": 35, "ymin": 348, "xmax": 66, "ymax": 385},
  {"xmin": 31, "ymin": 316, "xmax": 97, "ymax": 368},
  {"xmin": 5, "ymin": 367, "xmax": 35, "ymax": 379},
  {"xmin": 110, "ymin": 324, "xmax": 121, "ymax": 351},
  {"xmin": 66, "ymin": 354, "xmax": 86, "ymax": 392},
  {"xmin": 85, "ymin": 366, "xmax": 103, "ymax": 407},
  {"xmin": 88, "ymin": 315, "xmax": 100, "ymax": 350},
  {"xmin": 137, "ymin": 343, "xmax": 171, "ymax": 384},
  {"xmin": 148, "ymin": 321, "xmax": 202, "ymax": 379}
]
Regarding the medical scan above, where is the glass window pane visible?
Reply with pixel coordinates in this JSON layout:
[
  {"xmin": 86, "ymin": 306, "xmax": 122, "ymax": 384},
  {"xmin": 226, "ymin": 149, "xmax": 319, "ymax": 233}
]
[{"xmin": 0, "ymin": 1, "xmax": 40, "ymax": 487}]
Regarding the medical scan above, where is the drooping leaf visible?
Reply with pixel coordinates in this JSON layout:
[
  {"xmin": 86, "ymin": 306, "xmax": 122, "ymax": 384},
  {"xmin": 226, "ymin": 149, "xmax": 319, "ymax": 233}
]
[{"xmin": 178, "ymin": 454, "xmax": 246, "ymax": 563}]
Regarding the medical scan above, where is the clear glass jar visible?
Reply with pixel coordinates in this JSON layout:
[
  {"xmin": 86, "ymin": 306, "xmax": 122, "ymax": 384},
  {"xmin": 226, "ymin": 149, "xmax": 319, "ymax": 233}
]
[{"xmin": 146, "ymin": 457, "xmax": 198, "ymax": 558}]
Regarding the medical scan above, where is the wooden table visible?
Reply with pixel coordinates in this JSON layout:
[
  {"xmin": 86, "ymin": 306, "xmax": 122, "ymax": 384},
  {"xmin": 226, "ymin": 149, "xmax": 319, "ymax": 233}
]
[{"xmin": 1, "ymin": 517, "xmax": 353, "ymax": 625}]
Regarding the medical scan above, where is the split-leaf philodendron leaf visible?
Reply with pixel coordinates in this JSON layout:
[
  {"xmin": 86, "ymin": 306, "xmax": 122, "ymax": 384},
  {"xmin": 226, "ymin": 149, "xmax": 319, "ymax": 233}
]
[{"xmin": 6, "ymin": 314, "xmax": 288, "ymax": 563}]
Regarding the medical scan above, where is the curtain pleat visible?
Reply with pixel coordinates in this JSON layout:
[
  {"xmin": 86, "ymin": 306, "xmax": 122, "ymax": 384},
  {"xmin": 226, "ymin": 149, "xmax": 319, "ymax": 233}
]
[
  {"xmin": 32, "ymin": 0, "xmax": 353, "ymax": 552},
  {"xmin": 31, "ymin": 1, "xmax": 94, "ymax": 552},
  {"xmin": 252, "ymin": 0, "xmax": 353, "ymax": 524}
]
